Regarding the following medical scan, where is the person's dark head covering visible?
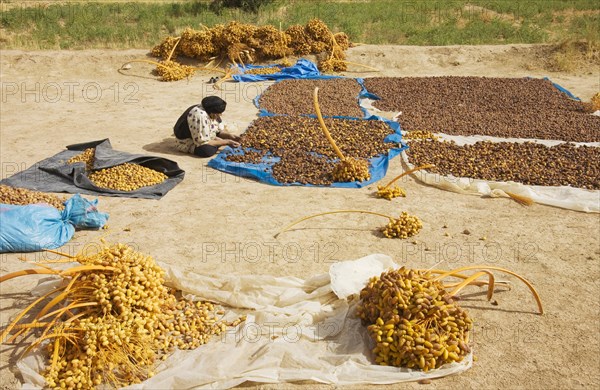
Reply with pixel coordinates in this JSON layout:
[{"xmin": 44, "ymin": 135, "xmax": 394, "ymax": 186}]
[{"xmin": 201, "ymin": 96, "xmax": 227, "ymax": 114}]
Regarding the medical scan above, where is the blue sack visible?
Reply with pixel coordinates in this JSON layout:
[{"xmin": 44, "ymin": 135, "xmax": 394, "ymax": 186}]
[{"xmin": 0, "ymin": 194, "xmax": 108, "ymax": 253}]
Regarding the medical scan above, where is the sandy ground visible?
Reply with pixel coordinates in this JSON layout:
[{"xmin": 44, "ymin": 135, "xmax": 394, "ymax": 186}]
[{"xmin": 0, "ymin": 44, "xmax": 599, "ymax": 389}]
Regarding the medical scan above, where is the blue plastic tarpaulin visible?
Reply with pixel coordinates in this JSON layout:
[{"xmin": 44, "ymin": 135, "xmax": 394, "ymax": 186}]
[
  {"xmin": 543, "ymin": 77, "xmax": 580, "ymax": 100},
  {"xmin": 232, "ymin": 59, "xmax": 339, "ymax": 82},
  {"xmin": 208, "ymin": 115, "xmax": 406, "ymax": 188}
]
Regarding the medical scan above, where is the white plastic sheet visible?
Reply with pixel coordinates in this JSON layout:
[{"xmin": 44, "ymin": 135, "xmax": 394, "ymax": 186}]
[
  {"xmin": 17, "ymin": 254, "xmax": 472, "ymax": 389},
  {"xmin": 400, "ymin": 152, "xmax": 600, "ymax": 213},
  {"xmin": 391, "ymin": 114, "xmax": 598, "ymax": 213}
]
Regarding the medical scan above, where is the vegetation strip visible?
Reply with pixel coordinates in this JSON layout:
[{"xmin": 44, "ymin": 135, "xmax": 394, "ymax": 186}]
[{"xmin": 1, "ymin": 1, "xmax": 598, "ymax": 50}]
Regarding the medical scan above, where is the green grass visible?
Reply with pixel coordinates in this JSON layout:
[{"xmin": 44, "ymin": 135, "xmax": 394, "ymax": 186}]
[
  {"xmin": 480, "ymin": 0, "xmax": 599, "ymax": 15},
  {"xmin": 0, "ymin": 0, "xmax": 598, "ymax": 49}
]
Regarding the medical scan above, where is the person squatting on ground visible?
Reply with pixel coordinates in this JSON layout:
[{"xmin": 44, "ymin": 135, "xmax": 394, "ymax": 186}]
[{"xmin": 174, "ymin": 96, "xmax": 240, "ymax": 157}]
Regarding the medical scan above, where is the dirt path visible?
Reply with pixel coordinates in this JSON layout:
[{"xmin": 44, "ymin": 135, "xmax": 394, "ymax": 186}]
[{"xmin": 0, "ymin": 44, "xmax": 598, "ymax": 389}]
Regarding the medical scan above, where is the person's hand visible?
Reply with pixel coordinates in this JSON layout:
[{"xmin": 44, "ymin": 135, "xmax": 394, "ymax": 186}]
[
  {"xmin": 221, "ymin": 131, "xmax": 241, "ymax": 142},
  {"xmin": 226, "ymin": 139, "xmax": 240, "ymax": 148}
]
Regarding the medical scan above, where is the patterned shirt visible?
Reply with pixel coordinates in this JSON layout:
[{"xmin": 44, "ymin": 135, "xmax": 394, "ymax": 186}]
[{"xmin": 175, "ymin": 107, "xmax": 225, "ymax": 154}]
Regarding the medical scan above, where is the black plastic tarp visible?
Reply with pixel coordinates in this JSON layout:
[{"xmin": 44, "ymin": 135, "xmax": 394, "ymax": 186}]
[{"xmin": 0, "ymin": 139, "xmax": 184, "ymax": 199}]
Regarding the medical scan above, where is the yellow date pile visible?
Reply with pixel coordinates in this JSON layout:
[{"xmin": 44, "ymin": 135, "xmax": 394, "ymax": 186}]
[
  {"xmin": 88, "ymin": 163, "xmax": 167, "ymax": 192},
  {"xmin": 226, "ymin": 116, "xmax": 396, "ymax": 185},
  {"xmin": 374, "ymin": 164, "xmax": 435, "ymax": 201},
  {"xmin": 155, "ymin": 60, "xmax": 196, "ymax": 82},
  {"xmin": 151, "ymin": 19, "xmax": 350, "ymax": 73},
  {"xmin": 331, "ymin": 158, "xmax": 370, "ymax": 183},
  {"xmin": 276, "ymin": 210, "xmax": 424, "ymax": 240},
  {"xmin": 67, "ymin": 149, "xmax": 167, "ymax": 191},
  {"xmin": 375, "ymin": 185, "xmax": 406, "ymax": 200},
  {"xmin": 591, "ymin": 92, "xmax": 600, "ymax": 111},
  {"xmin": 381, "ymin": 212, "xmax": 422, "ymax": 238},
  {"xmin": 357, "ymin": 268, "xmax": 472, "ymax": 371},
  {"xmin": 67, "ymin": 148, "xmax": 96, "ymax": 170},
  {"xmin": 0, "ymin": 244, "xmax": 244, "ymax": 389},
  {"xmin": 244, "ymin": 66, "xmax": 282, "ymax": 75}
]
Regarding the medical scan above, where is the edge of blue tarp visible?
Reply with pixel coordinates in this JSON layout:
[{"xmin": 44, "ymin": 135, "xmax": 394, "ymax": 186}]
[
  {"xmin": 208, "ymin": 115, "xmax": 406, "ymax": 188},
  {"xmin": 542, "ymin": 77, "xmax": 580, "ymax": 100},
  {"xmin": 356, "ymin": 78, "xmax": 373, "ymax": 118},
  {"xmin": 232, "ymin": 59, "xmax": 340, "ymax": 82},
  {"xmin": 357, "ymin": 77, "xmax": 381, "ymax": 101}
]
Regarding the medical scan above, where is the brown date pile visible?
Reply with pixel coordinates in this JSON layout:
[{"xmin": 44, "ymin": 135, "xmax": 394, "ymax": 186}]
[
  {"xmin": 364, "ymin": 77, "xmax": 599, "ymax": 142},
  {"xmin": 0, "ymin": 185, "xmax": 67, "ymax": 210},
  {"xmin": 226, "ymin": 150, "xmax": 266, "ymax": 164},
  {"xmin": 225, "ymin": 116, "xmax": 396, "ymax": 185},
  {"xmin": 272, "ymin": 152, "xmax": 332, "ymax": 185},
  {"xmin": 406, "ymin": 139, "xmax": 600, "ymax": 189},
  {"xmin": 258, "ymin": 78, "xmax": 364, "ymax": 118}
]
